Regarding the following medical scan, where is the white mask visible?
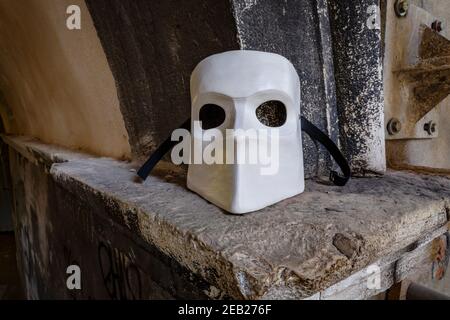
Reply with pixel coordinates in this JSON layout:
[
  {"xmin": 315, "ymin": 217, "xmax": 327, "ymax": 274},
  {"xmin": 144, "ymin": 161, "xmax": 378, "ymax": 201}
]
[
  {"xmin": 187, "ymin": 50, "xmax": 304, "ymax": 214},
  {"xmin": 137, "ymin": 51, "xmax": 350, "ymax": 215}
]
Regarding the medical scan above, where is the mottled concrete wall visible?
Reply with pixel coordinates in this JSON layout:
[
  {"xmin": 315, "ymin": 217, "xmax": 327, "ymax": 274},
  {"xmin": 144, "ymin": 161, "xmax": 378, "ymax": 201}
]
[
  {"xmin": 0, "ymin": 0, "xmax": 387, "ymax": 177},
  {"xmin": 0, "ymin": 0, "xmax": 131, "ymax": 159},
  {"xmin": 86, "ymin": 0, "xmax": 341, "ymax": 177},
  {"xmin": 8, "ymin": 148, "xmax": 213, "ymax": 299},
  {"xmin": 329, "ymin": 0, "xmax": 386, "ymax": 175}
]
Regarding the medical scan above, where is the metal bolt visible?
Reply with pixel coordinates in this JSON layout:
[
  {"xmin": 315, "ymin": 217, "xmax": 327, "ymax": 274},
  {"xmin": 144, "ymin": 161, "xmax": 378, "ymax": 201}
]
[
  {"xmin": 432, "ymin": 20, "xmax": 443, "ymax": 33},
  {"xmin": 387, "ymin": 118, "xmax": 402, "ymax": 135},
  {"xmin": 424, "ymin": 121, "xmax": 437, "ymax": 135},
  {"xmin": 394, "ymin": 0, "xmax": 409, "ymax": 18}
]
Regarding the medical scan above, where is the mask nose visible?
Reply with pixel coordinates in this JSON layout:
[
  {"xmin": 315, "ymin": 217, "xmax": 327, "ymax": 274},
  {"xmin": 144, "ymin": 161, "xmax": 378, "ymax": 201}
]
[
  {"xmin": 231, "ymin": 99, "xmax": 247, "ymax": 131},
  {"xmin": 228, "ymin": 99, "xmax": 252, "ymax": 165}
]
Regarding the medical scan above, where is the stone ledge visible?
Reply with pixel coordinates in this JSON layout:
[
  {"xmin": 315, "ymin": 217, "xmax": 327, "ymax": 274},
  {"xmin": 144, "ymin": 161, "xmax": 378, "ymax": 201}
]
[{"xmin": 3, "ymin": 135, "xmax": 450, "ymax": 299}]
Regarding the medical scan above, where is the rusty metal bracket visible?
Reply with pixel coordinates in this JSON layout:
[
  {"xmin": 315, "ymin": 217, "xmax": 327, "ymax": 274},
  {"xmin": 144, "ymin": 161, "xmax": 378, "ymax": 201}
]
[{"xmin": 384, "ymin": 3, "xmax": 449, "ymax": 140}]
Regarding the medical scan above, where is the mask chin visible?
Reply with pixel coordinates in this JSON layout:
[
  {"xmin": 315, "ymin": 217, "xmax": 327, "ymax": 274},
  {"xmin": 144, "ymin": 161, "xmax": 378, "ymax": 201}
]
[{"xmin": 188, "ymin": 160, "xmax": 305, "ymax": 214}]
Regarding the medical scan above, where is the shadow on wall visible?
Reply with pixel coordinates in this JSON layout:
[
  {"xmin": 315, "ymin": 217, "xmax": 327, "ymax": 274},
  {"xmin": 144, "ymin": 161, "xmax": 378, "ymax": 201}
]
[
  {"xmin": 0, "ymin": 232, "xmax": 24, "ymax": 299},
  {"xmin": 0, "ymin": 117, "xmax": 13, "ymax": 232}
]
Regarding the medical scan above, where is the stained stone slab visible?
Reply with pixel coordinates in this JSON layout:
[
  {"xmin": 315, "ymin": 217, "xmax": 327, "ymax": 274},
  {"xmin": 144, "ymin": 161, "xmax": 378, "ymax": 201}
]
[{"xmin": 3, "ymin": 135, "xmax": 450, "ymax": 299}]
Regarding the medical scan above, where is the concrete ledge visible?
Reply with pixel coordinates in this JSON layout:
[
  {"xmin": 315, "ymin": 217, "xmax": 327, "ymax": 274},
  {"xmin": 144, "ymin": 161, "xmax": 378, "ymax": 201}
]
[{"xmin": 3, "ymin": 135, "xmax": 450, "ymax": 299}]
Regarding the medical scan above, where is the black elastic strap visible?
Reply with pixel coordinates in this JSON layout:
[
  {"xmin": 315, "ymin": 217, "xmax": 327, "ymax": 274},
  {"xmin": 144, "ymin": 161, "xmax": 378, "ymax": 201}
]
[
  {"xmin": 138, "ymin": 117, "xmax": 351, "ymax": 186},
  {"xmin": 301, "ymin": 116, "xmax": 350, "ymax": 186},
  {"xmin": 137, "ymin": 118, "xmax": 190, "ymax": 180}
]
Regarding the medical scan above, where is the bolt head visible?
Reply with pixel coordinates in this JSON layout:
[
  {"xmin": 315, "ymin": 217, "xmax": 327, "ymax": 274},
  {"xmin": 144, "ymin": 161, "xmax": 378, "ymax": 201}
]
[
  {"xmin": 395, "ymin": 0, "xmax": 409, "ymax": 18},
  {"xmin": 387, "ymin": 118, "xmax": 402, "ymax": 135},
  {"xmin": 432, "ymin": 20, "xmax": 443, "ymax": 33},
  {"xmin": 424, "ymin": 121, "xmax": 437, "ymax": 135}
]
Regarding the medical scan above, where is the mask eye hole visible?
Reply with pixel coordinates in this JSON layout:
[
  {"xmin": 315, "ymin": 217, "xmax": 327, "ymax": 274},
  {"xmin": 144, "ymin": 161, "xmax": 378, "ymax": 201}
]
[
  {"xmin": 199, "ymin": 104, "xmax": 226, "ymax": 130},
  {"xmin": 256, "ymin": 100, "xmax": 287, "ymax": 127}
]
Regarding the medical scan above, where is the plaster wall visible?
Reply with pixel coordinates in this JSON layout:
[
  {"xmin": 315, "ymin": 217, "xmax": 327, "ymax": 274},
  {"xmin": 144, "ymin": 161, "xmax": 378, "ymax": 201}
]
[{"xmin": 0, "ymin": 0, "xmax": 131, "ymax": 159}]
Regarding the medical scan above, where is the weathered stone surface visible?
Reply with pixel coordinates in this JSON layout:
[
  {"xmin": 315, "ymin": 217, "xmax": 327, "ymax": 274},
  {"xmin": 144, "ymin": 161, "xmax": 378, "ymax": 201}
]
[
  {"xmin": 4, "ymin": 135, "xmax": 450, "ymax": 299},
  {"xmin": 7, "ymin": 136, "xmax": 215, "ymax": 299}
]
